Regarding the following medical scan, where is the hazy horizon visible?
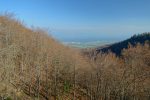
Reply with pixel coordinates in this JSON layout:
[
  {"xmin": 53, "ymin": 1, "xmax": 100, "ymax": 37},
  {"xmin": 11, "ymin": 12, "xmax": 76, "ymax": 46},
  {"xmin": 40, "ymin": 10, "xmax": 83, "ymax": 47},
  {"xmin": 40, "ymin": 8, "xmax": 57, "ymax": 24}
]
[
  {"xmin": 1, "ymin": 0, "xmax": 150, "ymax": 43},
  {"xmin": 50, "ymin": 31, "xmax": 132, "ymax": 42}
]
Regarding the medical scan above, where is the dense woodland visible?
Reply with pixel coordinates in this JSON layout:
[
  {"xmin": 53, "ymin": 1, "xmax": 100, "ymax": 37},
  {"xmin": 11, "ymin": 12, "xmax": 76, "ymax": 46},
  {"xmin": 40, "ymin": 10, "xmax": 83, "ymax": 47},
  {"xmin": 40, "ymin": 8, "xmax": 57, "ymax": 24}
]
[{"xmin": 0, "ymin": 15, "xmax": 150, "ymax": 100}]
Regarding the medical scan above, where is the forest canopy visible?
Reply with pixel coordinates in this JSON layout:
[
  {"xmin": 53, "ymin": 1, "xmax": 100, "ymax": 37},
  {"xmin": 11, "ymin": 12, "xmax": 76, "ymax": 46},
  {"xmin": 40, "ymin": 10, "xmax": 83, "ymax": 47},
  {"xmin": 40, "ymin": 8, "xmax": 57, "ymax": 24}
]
[{"xmin": 0, "ymin": 14, "xmax": 150, "ymax": 100}]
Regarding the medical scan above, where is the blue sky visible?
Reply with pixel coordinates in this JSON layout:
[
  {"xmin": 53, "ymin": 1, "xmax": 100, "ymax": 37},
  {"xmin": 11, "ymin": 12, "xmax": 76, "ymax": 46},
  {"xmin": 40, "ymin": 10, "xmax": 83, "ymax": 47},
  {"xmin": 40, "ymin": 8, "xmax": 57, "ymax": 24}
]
[{"xmin": 0, "ymin": 0, "xmax": 150, "ymax": 42}]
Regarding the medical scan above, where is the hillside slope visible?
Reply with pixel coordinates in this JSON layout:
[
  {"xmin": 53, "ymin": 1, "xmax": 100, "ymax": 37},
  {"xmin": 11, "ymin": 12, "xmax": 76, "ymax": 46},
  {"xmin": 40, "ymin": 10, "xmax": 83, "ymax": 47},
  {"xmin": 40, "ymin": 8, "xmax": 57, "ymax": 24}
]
[
  {"xmin": 95, "ymin": 33, "xmax": 150, "ymax": 56},
  {"xmin": 0, "ymin": 15, "xmax": 150, "ymax": 100},
  {"xmin": 0, "ymin": 15, "xmax": 92, "ymax": 100}
]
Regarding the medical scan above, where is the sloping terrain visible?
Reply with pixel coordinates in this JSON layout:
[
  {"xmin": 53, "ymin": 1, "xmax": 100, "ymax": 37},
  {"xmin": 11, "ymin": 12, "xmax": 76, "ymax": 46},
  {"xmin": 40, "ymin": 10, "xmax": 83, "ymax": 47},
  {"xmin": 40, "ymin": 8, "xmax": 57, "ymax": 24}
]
[
  {"xmin": 0, "ymin": 15, "xmax": 92, "ymax": 100},
  {"xmin": 0, "ymin": 15, "xmax": 150, "ymax": 100},
  {"xmin": 95, "ymin": 33, "xmax": 150, "ymax": 56}
]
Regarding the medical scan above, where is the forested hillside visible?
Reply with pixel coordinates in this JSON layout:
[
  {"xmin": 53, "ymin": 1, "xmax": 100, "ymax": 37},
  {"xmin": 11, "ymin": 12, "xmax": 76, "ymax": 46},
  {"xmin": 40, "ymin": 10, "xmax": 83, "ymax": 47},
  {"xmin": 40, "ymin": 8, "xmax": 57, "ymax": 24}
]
[
  {"xmin": 0, "ymin": 15, "xmax": 150, "ymax": 100},
  {"xmin": 95, "ymin": 33, "xmax": 150, "ymax": 56},
  {"xmin": 0, "ymin": 15, "xmax": 92, "ymax": 100}
]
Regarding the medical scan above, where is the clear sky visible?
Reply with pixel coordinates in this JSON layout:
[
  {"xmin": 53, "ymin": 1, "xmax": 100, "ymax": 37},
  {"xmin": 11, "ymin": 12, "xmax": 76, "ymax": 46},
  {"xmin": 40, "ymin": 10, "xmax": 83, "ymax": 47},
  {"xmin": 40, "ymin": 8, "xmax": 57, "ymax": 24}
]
[{"xmin": 0, "ymin": 0, "xmax": 150, "ymax": 42}]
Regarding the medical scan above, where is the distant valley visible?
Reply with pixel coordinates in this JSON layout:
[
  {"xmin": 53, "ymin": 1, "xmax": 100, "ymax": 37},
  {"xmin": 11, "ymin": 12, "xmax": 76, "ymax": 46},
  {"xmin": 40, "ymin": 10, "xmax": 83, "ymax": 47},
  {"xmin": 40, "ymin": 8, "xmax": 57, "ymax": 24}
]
[{"xmin": 62, "ymin": 40, "xmax": 116, "ymax": 48}]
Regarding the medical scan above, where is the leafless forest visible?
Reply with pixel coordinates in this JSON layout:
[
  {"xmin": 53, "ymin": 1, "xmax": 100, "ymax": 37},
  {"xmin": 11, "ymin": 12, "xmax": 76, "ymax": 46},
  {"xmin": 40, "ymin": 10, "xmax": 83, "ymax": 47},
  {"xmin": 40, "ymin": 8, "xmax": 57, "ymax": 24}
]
[{"xmin": 0, "ymin": 15, "xmax": 150, "ymax": 100}]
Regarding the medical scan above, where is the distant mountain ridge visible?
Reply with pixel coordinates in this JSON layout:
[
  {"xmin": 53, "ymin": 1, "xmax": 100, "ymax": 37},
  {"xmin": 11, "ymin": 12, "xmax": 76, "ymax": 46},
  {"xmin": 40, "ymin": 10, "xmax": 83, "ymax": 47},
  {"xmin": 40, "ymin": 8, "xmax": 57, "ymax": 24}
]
[{"xmin": 96, "ymin": 32, "xmax": 150, "ymax": 56}]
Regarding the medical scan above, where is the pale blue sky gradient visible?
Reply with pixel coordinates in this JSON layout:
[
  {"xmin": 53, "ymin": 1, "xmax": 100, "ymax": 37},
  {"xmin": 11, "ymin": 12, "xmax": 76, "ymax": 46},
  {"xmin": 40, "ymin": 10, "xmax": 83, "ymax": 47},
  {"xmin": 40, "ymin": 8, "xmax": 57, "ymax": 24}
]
[{"xmin": 0, "ymin": 0, "xmax": 150, "ymax": 41}]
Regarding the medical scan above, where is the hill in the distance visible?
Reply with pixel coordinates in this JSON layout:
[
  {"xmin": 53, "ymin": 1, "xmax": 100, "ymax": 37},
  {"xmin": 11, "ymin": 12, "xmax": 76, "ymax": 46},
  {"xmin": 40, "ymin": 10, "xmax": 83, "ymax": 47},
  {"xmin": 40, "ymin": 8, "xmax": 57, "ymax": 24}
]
[{"xmin": 95, "ymin": 33, "xmax": 150, "ymax": 56}]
